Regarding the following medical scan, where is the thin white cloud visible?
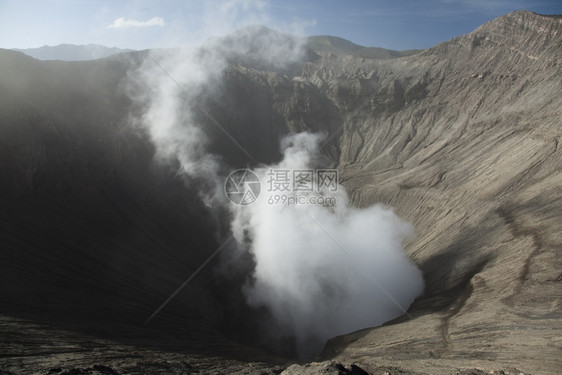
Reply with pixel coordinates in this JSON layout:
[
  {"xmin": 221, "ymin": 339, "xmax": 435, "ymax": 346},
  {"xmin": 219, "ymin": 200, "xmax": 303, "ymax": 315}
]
[{"xmin": 108, "ymin": 17, "xmax": 164, "ymax": 29}]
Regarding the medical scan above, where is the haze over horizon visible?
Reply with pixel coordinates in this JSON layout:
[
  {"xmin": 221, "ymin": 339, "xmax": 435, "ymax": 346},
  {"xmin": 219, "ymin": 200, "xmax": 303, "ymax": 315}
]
[{"xmin": 1, "ymin": 0, "xmax": 560, "ymax": 51}]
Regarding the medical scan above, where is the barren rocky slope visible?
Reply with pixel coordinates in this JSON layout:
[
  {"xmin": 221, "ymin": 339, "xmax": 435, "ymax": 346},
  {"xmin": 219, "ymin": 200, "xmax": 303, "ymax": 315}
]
[
  {"xmin": 311, "ymin": 10, "xmax": 562, "ymax": 374},
  {"xmin": 0, "ymin": 10, "xmax": 560, "ymax": 375}
]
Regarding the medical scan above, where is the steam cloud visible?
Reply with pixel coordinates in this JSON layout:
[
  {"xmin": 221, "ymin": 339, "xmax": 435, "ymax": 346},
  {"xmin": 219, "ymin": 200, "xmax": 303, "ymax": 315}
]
[
  {"xmin": 129, "ymin": 0, "xmax": 424, "ymax": 359},
  {"xmin": 231, "ymin": 133, "xmax": 424, "ymax": 357}
]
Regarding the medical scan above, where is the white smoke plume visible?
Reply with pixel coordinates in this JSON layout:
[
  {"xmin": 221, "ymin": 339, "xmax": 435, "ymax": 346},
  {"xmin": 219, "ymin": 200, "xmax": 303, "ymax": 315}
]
[
  {"xmin": 128, "ymin": 0, "xmax": 423, "ymax": 360},
  {"xmin": 131, "ymin": 46, "xmax": 227, "ymax": 203},
  {"xmin": 230, "ymin": 133, "xmax": 424, "ymax": 358},
  {"xmin": 128, "ymin": 0, "xmax": 304, "ymax": 204}
]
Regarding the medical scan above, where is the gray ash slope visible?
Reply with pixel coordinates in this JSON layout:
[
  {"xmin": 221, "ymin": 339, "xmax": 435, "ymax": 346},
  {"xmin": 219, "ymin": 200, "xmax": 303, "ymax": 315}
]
[
  {"xmin": 0, "ymin": 10, "xmax": 561, "ymax": 375},
  {"xmin": 312, "ymin": 10, "xmax": 562, "ymax": 374}
]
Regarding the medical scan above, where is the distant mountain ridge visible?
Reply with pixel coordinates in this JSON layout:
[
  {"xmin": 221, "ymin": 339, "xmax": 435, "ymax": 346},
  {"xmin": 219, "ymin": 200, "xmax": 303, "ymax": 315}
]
[
  {"xmin": 13, "ymin": 43, "xmax": 133, "ymax": 61},
  {"xmin": 13, "ymin": 35, "xmax": 419, "ymax": 62},
  {"xmin": 305, "ymin": 35, "xmax": 422, "ymax": 58}
]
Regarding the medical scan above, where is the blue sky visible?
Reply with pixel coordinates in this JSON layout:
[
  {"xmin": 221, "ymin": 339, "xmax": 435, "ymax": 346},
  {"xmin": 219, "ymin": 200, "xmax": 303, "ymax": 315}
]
[{"xmin": 0, "ymin": 0, "xmax": 560, "ymax": 50}]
